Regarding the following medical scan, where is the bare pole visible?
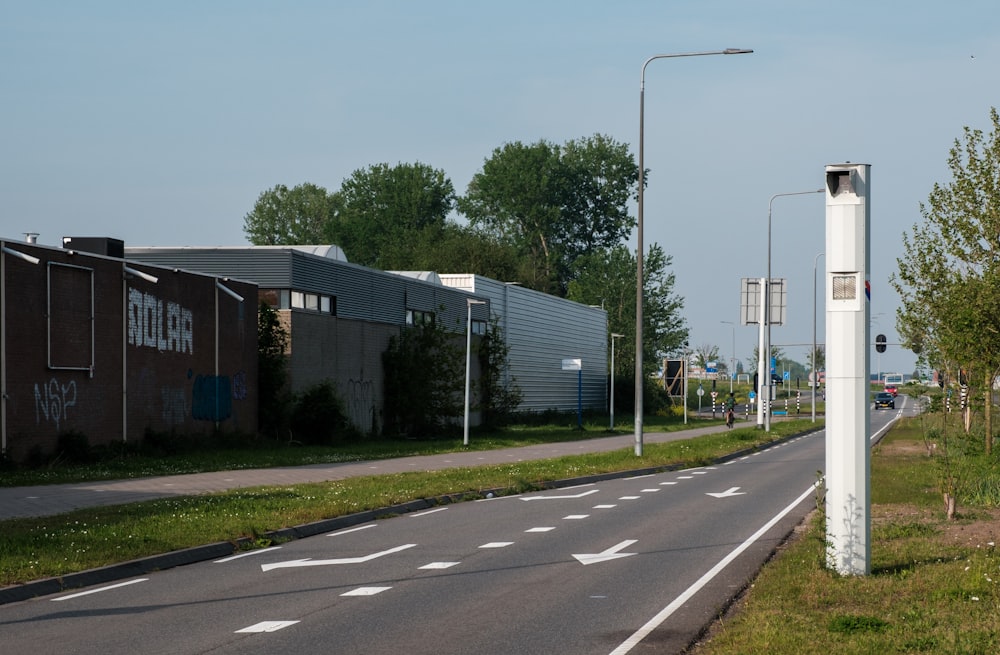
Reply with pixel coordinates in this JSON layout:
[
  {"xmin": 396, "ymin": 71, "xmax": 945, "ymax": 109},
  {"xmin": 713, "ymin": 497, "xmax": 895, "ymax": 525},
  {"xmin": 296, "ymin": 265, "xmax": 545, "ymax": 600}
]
[{"xmin": 634, "ymin": 48, "xmax": 752, "ymax": 456}]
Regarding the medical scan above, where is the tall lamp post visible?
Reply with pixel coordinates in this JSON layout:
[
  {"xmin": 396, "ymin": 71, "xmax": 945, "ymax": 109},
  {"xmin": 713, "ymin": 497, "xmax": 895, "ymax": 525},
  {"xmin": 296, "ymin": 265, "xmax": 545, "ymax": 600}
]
[
  {"xmin": 762, "ymin": 188, "xmax": 823, "ymax": 432},
  {"xmin": 610, "ymin": 333, "xmax": 624, "ymax": 429},
  {"xmin": 812, "ymin": 252, "xmax": 824, "ymax": 422},
  {"xmin": 720, "ymin": 320, "xmax": 735, "ymax": 393},
  {"xmin": 464, "ymin": 298, "xmax": 486, "ymax": 446},
  {"xmin": 634, "ymin": 47, "xmax": 752, "ymax": 456}
]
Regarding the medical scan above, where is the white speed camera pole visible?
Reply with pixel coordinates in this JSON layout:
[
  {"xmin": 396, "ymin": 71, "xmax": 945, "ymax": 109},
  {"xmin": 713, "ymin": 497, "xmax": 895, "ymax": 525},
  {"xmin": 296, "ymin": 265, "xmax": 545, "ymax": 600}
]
[{"xmin": 824, "ymin": 163, "xmax": 871, "ymax": 576}]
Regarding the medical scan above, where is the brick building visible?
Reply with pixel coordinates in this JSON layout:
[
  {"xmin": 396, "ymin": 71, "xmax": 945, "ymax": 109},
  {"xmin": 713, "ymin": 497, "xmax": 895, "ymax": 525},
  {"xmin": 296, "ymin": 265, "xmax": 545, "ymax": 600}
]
[{"xmin": 0, "ymin": 237, "xmax": 257, "ymax": 464}]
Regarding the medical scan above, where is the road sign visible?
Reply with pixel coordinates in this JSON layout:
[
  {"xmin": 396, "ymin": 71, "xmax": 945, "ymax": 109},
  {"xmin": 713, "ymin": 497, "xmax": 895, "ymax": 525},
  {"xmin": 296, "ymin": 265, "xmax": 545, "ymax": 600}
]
[{"xmin": 710, "ymin": 391, "xmax": 718, "ymax": 400}]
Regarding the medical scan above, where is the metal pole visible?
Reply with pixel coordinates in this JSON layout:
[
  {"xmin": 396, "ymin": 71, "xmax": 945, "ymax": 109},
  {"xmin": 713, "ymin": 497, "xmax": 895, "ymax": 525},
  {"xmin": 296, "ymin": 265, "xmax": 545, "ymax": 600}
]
[
  {"xmin": 813, "ymin": 252, "xmax": 824, "ymax": 422},
  {"xmin": 464, "ymin": 299, "xmax": 486, "ymax": 446},
  {"xmin": 635, "ymin": 47, "xmax": 752, "ymax": 456},
  {"xmin": 766, "ymin": 189, "xmax": 823, "ymax": 431},
  {"xmin": 610, "ymin": 333, "xmax": 623, "ymax": 430},
  {"xmin": 721, "ymin": 320, "xmax": 734, "ymax": 393}
]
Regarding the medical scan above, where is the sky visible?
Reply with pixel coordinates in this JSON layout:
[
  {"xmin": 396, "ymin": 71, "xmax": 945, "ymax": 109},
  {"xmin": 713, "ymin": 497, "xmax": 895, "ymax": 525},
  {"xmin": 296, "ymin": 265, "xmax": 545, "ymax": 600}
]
[{"xmin": 3, "ymin": 1, "xmax": 997, "ymax": 379}]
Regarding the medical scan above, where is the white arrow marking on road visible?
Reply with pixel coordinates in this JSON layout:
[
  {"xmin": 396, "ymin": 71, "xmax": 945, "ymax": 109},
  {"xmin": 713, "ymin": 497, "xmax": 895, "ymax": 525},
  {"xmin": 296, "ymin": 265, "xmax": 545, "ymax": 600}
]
[
  {"xmin": 261, "ymin": 543, "xmax": 416, "ymax": 572},
  {"xmin": 521, "ymin": 489, "xmax": 599, "ymax": 501},
  {"xmin": 573, "ymin": 539, "xmax": 638, "ymax": 565},
  {"xmin": 706, "ymin": 487, "xmax": 746, "ymax": 499}
]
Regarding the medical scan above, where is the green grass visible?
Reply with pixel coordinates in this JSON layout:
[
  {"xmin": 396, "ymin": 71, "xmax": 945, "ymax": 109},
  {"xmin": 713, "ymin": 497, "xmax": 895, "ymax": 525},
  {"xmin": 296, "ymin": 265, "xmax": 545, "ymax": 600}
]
[
  {"xmin": 692, "ymin": 415, "xmax": 1000, "ymax": 655},
  {"xmin": 0, "ymin": 419, "xmax": 815, "ymax": 586},
  {"xmin": 0, "ymin": 413, "xmax": 721, "ymax": 487}
]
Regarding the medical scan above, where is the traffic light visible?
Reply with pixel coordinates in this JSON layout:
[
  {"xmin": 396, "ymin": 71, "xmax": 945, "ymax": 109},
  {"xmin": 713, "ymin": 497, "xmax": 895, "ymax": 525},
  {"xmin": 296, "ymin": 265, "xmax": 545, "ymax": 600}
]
[{"xmin": 875, "ymin": 334, "xmax": 886, "ymax": 353}]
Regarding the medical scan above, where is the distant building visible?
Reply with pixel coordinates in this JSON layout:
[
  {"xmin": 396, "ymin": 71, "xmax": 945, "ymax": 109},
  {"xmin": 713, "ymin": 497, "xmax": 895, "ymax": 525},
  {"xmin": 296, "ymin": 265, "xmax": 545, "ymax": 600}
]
[
  {"xmin": 125, "ymin": 247, "xmax": 608, "ymax": 430},
  {"xmin": 439, "ymin": 275, "xmax": 608, "ymax": 413},
  {"xmin": 0, "ymin": 237, "xmax": 257, "ymax": 463}
]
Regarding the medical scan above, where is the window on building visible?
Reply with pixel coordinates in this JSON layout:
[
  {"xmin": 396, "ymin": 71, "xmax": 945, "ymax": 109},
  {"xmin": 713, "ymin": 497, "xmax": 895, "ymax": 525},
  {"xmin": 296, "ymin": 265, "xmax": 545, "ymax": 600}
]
[
  {"xmin": 472, "ymin": 319, "xmax": 487, "ymax": 336},
  {"xmin": 406, "ymin": 309, "xmax": 435, "ymax": 326}
]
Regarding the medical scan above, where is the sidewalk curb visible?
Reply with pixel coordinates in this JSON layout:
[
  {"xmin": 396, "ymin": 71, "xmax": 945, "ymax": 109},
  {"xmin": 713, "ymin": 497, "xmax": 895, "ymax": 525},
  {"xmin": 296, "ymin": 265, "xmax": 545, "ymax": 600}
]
[{"xmin": 0, "ymin": 428, "xmax": 820, "ymax": 606}]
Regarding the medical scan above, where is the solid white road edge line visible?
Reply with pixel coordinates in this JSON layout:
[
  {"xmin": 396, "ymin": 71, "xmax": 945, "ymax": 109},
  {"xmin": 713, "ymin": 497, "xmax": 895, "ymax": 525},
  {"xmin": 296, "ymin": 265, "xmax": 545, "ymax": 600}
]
[
  {"xmin": 51, "ymin": 578, "xmax": 149, "ymax": 602},
  {"xmin": 608, "ymin": 483, "xmax": 817, "ymax": 655}
]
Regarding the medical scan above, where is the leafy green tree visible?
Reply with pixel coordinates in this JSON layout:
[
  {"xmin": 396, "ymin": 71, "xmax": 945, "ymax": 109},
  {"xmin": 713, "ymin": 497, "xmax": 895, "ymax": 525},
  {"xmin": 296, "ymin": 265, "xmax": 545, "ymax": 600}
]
[
  {"xmin": 327, "ymin": 162, "xmax": 456, "ymax": 269},
  {"xmin": 567, "ymin": 244, "xmax": 688, "ymax": 377},
  {"xmin": 477, "ymin": 316, "xmax": 522, "ymax": 428},
  {"xmin": 458, "ymin": 134, "xmax": 638, "ymax": 296},
  {"xmin": 257, "ymin": 302, "xmax": 291, "ymax": 436},
  {"xmin": 243, "ymin": 183, "xmax": 335, "ymax": 245},
  {"xmin": 692, "ymin": 344, "xmax": 722, "ymax": 372},
  {"xmin": 892, "ymin": 107, "xmax": 1000, "ymax": 454},
  {"xmin": 382, "ymin": 320, "xmax": 465, "ymax": 438}
]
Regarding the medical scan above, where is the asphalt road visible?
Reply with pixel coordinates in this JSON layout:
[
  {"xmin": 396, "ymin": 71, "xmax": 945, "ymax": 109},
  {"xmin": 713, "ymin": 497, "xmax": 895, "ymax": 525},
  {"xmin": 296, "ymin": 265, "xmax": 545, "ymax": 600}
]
[{"xmin": 0, "ymin": 401, "xmax": 908, "ymax": 654}]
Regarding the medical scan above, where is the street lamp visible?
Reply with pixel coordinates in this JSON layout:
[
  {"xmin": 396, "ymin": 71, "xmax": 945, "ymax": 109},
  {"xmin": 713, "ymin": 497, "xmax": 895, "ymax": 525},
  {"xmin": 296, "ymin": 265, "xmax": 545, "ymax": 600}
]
[
  {"xmin": 813, "ymin": 252, "xmax": 824, "ymax": 423},
  {"xmin": 610, "ymin": 333, "xmax": 624, "ymax": 429},
  {"xmin": 762, "ymin": 188, "xmax": 823, "ymax": 432},
  {"xmin": 634, "ymin": 47, "xmax": 752, "ymax": 456},
  {"xmin": 720, "ymin": 320, "xmax": 735, "ymax": 393},
  {"xmin": 464, "ymin": 298, "xmax": 487, "ymax": 446}
]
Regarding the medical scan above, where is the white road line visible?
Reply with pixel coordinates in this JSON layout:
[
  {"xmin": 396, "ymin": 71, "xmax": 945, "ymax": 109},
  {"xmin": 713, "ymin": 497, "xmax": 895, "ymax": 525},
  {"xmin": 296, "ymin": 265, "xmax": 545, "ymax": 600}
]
[
  {"xmin": 619, "ymin": 496, "xmax": 641, "ymax": 500},
  {"xmin": 215, "ymin": 546, "xmax": 282, "ymax": 563},
  {"xmin": 420, "ymin": 562, "xmax": 460, "ymax": 570},
  {"xmin": 526, "ymin": 527, "xmax": 555, "ymax": 532},
  {"xmin": 479, "ymin": 541, "xmax": 514, "ymax": 548},
  {"xmin": 609, "ymin": 483, "xmax": 816, "ymax": 655},
  {"xmin": 594, "ymin": 504, "xmax": 617, "ymax": 509},
  {"xmin": 326, "ymin": 524, "xmax": 376, "ymax": 537},
  {"xmin": 563, "ymin": 514, "xmax": 589, "ymax": 520},
  {"xmin": 51, "ymin": 578, "xmax": 148, "ymax": 602},
  {"xmin": 410, "ymin": 507, "xmax": 449, "ymax": 517},
  {"xmin": 341, "ymin": 586, "xmax": 391, "ymax": 596},
  {"xmin": 236, "ymin": 620, "xmax": 299, "ymax": 633}
]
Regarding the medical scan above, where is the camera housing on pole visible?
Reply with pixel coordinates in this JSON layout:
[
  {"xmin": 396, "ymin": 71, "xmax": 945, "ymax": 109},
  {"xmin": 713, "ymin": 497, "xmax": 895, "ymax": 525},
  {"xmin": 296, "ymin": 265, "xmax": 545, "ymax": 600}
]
[{"xmin": 824, "ymin": 162, "xmax": 872, "ymax": 576}]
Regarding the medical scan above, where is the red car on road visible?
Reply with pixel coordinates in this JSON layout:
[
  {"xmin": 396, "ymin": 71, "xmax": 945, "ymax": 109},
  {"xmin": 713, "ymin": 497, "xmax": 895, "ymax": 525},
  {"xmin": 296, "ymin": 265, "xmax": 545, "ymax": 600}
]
[{"xmin": 884, "ymin": 385, "xmax": 898, "ymax": 397}]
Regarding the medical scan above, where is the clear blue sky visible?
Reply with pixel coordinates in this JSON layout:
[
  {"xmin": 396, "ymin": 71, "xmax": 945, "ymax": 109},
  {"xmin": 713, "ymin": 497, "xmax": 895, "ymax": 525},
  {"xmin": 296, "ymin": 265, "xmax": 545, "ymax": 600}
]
[{"xmin": 3, "ymin": 1, "xmax": 997, "ymax": 377}]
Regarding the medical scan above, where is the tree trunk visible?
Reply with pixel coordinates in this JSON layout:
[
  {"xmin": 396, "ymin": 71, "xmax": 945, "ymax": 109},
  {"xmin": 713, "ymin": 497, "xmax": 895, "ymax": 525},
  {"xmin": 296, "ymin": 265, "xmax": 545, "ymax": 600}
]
[
  {"xmin": 944, "ymin": 492, "xmax": 957, "ymax": 521},
  {"xmin": 986, "ymin": 372, "xmax": 994, "ymax": 457}
]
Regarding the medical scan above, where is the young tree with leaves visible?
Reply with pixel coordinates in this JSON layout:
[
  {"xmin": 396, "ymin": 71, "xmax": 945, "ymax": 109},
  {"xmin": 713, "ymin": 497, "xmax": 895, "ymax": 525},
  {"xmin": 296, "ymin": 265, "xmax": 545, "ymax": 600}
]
[{"xmin": 892, "ymin": 107, "xmax": 1000, "ymax": 454}]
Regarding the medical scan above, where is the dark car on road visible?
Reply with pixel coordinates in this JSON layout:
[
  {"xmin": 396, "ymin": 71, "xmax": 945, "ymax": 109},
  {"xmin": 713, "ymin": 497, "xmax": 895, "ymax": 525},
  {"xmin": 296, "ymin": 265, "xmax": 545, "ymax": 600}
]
[{"xmin": 874, "ymin": 391, "xmax": 895, "ymax": 409}]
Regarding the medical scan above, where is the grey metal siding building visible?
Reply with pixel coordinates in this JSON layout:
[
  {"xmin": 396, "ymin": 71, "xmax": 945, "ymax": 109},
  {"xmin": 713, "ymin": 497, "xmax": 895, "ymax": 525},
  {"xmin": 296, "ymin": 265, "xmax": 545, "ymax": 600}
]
[
  {"xmin": 125, "ymin": 247, "xmax": 608, "ymax": 424},
  {"xmin": 439, "ymin": 274, "xmax": 608, "ymax": 413}
]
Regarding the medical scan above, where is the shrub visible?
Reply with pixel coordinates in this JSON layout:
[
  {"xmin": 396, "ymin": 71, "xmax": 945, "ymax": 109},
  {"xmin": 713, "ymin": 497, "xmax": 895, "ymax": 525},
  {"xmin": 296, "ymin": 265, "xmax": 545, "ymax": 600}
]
[{"xmin": 290, "ymin": 381, "xmax": 351, "ymax": 445}]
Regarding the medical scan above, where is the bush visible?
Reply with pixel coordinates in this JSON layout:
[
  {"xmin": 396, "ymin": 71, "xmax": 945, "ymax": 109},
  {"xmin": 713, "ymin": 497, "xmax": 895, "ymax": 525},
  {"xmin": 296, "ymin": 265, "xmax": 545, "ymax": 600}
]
[
  {"xmin": 55, "ymin": 430, "xmax": 94, "ymax": 464},
  {"xmin": 290, "ymin": 381, "xmax": 351, "ymax": 445}
]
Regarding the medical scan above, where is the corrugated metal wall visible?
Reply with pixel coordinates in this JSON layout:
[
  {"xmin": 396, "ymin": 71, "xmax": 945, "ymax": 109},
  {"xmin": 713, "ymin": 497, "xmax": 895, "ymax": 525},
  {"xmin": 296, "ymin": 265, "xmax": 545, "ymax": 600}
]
[{"xmin": 440, "ymin": 275, "xmax": 608, "ymax": 413}]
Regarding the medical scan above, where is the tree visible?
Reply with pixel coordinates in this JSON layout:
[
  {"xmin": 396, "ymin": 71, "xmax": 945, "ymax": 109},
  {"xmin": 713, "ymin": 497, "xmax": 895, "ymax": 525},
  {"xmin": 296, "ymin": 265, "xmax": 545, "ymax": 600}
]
[
  {"xmin": 807, "ymin": 345, "xmax": 826, "ymax": 373},
  {"xmin": 328, "ymin": 162, "xmax": 456, "ymax": 269},
  {"xmin": 567, "ymin": 243, "xmax": 688, "ymax": 376},
  {"xmin": 257, "ymin": 301, "xmax": 291, "ymax": 436},
  {"xmin": 243, "ymin": 183, "xmax": 335, "ymax": 245},
  {"xmin": 692, "ymin": 344, "xmax": 722, "ymax": 372},
  {"xmin": 382, "ymin": 319, "xmax": 465, "ymax": 438},
  {"xmin": 892, "ymin": 107, "xmax": 1000, "ymax": 454},
  {"xmin": 458, "ymin": 134, "xmax": 638, "ymax": 296}
]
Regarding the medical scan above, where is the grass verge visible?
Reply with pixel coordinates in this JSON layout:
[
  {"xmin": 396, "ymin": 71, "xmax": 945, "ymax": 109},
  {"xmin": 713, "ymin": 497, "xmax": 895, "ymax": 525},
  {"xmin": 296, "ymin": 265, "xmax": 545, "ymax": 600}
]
[
  {"xmin": 0, "ymin": 419, "xmax": 811, "ymax": 587},
  {"xmin": 691, "ymin": 416, "xmax": 1000, "ymax": 655}
]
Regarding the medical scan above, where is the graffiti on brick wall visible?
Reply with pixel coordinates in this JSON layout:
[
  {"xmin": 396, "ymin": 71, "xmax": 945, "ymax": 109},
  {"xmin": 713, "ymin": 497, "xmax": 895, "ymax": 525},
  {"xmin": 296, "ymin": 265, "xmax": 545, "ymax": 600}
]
[
  {"xmin": 232, "ymin": 370, "xmax": 247, "ymax": 401},
  {"xmin": 34, "ymin": 378, "xmax": 77, "ymax": 431},
  {"xmin": 128, "ymin": 288, "xmax": 193, "ymax": 354},
  {"xmin": 192, "ymin": 374, "xmax": 232, "ymax": 421},
  {"xmin": 346, "ymin": 375, "xmax": 375, "ymax": 433},
  {"xmin": 161, "ymin": 387, "xmax": 188, "ymax": 425}
]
